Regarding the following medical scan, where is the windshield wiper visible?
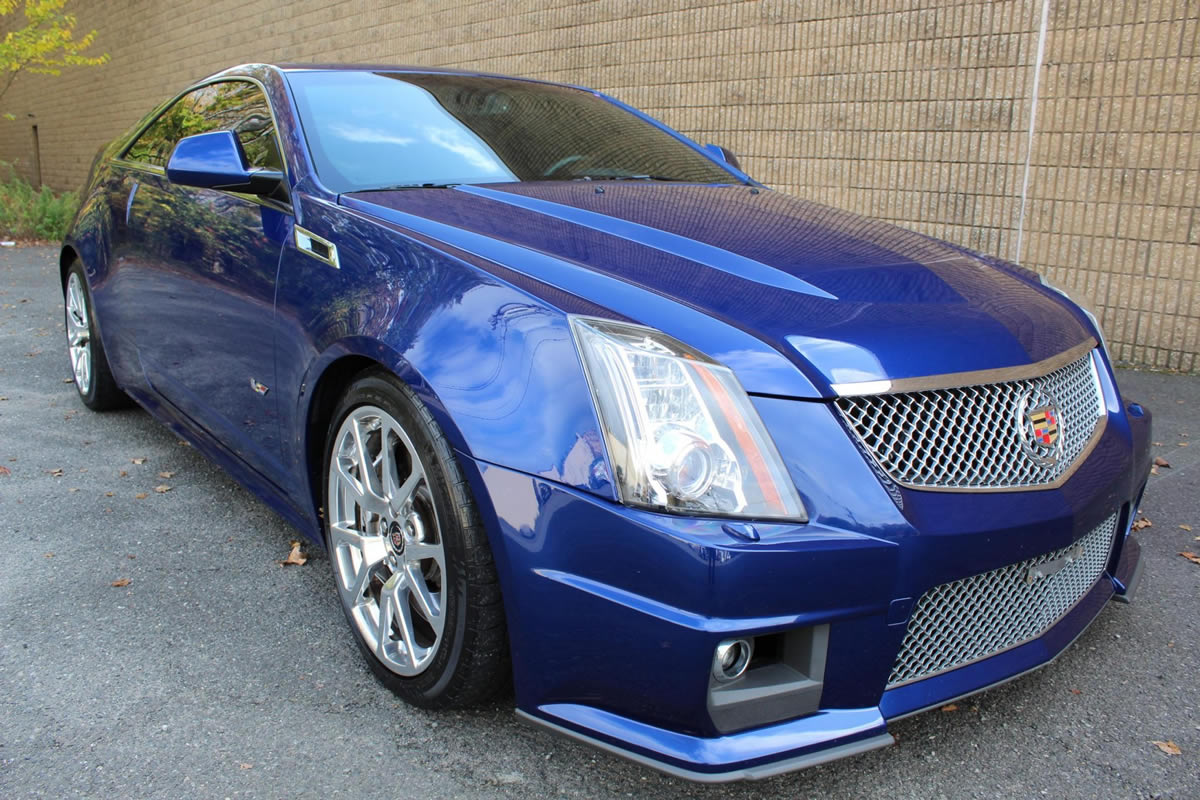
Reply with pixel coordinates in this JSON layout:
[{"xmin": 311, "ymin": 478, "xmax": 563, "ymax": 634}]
[
  {"xmin": 356, "ymin": 182, "xmax": 459, "ymax": 191},
  {"xmin": 571, "ymin": 174, "xmax": 682, "ymax": 182}
]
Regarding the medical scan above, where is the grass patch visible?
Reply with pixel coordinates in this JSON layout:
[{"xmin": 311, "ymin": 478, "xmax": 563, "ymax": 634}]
[{"xmin": 0, "ymin": 166, "xmax": 78, "ymax": 241}]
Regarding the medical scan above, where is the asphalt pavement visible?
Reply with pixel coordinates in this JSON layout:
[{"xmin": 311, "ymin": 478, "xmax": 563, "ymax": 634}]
[{"xmin": 1, "ymin": 245, "xmax": 1197, "ymax": 799}]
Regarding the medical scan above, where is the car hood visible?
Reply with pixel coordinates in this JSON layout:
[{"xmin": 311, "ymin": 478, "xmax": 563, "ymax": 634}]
[{"xmin": 341, "ymin": 182, "xmax": 1091, "ymax": 398}]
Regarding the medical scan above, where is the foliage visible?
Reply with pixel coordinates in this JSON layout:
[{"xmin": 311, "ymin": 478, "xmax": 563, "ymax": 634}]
[
  {"xmin": 0, "ymin": 165, "xmax": 77, "ymax": 239},
  {"xmin": 0, "ymin": 0, "xmax": 107, "ymax": 115}
]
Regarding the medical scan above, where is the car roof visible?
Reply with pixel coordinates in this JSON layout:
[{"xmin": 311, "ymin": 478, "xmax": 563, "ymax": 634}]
[{"xmin": 270, "ymin": 63, "xmax": 591, "ymax": 92}]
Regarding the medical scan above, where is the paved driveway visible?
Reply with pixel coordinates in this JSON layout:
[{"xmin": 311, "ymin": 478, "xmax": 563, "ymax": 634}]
[{"xmin": 2, "ymin": 246, "xmax": 1197, "ymax": 798}]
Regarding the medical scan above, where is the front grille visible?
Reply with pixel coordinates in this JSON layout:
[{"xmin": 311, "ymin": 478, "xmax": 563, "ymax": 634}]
[
  {"xmin": 836, "ymin": 350, "xmax": 1104, "ymax": 489},
  {"xmin": 887, "ymin": 513, "xmax": 1118, "ymax": 688}
]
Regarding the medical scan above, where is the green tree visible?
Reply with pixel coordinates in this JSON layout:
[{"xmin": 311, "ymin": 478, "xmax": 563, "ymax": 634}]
[{"xmin": 0, "ymin": 0, "xmax": 106, "ymax": 117}]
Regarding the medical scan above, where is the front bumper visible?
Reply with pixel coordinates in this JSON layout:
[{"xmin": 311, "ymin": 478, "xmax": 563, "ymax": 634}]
[{"xmin": 461, "ymin": 398, "xmax": 1152, "ymax": 781}]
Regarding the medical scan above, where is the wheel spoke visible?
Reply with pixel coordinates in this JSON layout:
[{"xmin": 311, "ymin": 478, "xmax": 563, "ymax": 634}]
[
  {"xmin": 391, "ymin": 471, "xmax": 420, "ymax": 514},
  {"xmin": 405, "ymin": 541, "xmax": 444, "ymax": 570},
  {"xmin": 390, "ymin": 578, "xmax": 421, "ymax": 661},
  {"xmin": 330, "ymin": 522, "xmax": 386, "ymax": 602},
  {"xmin": 352, "ymin": 418, "xmax": 384, "ymax": 499},
  {"xmin": 335, "ymin": 453, "xmax": 388, "ymax": 518},
  {"xmin": 403, "ymin": 562, "xmax": 443, "ymax": 633},
  {"xmin": 377, "ymin": 573, "xmax": 401, "ymax": 660}
]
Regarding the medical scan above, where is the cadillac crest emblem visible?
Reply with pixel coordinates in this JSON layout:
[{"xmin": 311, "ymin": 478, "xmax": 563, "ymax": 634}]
[{"xmin": 1017, "ymin": 388, "xmax": 1063, "ymax": 466}]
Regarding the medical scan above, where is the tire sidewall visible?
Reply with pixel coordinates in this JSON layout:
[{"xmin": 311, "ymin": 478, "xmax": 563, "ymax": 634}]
[{"xmin": 321, "ymin": 372, "xmax": 471, "ymax": 704}]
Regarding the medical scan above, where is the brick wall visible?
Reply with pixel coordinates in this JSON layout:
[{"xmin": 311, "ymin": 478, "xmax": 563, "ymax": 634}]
[{"xmin": 1, "ymin": 0, "xmax": 1196, "ymax": 370}]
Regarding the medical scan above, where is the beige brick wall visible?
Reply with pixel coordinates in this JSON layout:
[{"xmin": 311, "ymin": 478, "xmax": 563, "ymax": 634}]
[{"xmin": 2, "ymin": 0, "xmax": 1196, "ymax": 370}]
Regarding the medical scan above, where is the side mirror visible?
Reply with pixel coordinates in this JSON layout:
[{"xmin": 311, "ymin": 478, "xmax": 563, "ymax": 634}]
[
  {"xmin": 166, "ymin": 130, "xmax": 283, "ymax": 195},
  {"xmin": 704, "ymin": 143, "xmax": 743, "ymax": 172}
]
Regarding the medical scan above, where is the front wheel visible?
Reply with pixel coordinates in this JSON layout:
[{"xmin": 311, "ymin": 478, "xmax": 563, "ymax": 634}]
[{"xmin": 322, "ymin": 370, "xmax": 509, "ymax": 708}]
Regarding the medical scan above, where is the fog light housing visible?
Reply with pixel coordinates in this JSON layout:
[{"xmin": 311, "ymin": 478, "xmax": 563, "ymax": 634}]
[{"xmin": 712, "ymin": 638, "xmax": 752, "ymax": 683}]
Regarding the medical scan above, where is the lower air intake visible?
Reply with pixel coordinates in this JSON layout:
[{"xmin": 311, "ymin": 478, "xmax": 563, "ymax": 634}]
[{"xmin": 888, "ymin": 513, "xmax": 1118, "ymax": 688}]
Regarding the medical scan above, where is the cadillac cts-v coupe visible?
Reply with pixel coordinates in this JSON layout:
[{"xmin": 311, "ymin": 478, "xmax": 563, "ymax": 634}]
[{"xmin": 60, "ymin": 63, "xmax": 1151, "ymax": 781}]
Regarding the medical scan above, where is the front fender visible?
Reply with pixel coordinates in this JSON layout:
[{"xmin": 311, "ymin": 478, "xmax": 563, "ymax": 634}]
[{"xmin": 274, "ymin": 195, "xmax": 617, "ymax": 517}]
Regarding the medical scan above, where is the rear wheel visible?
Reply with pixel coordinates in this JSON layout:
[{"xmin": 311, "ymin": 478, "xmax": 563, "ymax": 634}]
[
  {"xmin": 323, "ymin": 370, "xmax": 509, "ymax": 708},
  {"xmin": 63, "ymin": 261, "xmax": 127, "ymax": 410}
]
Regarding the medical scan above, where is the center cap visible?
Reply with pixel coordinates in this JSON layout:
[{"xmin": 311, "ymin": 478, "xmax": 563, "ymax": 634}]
[{"xmin": 387, "ymin": 521, "xmax": 405, "ymax": 553}]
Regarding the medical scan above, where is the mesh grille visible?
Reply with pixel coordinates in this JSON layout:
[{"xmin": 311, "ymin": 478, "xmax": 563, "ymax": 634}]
[
  {"xmin": 888, "ymin": 513, "xmax": 1118, "ymax": 687},
  {"xmin": 836, "ymin": 351, "xmax": 1104, "ymax": 489}
]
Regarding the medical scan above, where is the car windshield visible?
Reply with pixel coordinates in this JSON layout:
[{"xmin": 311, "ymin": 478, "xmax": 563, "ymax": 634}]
[{"xmin": 286, "ymin": 70, "xmax": 741, "ymax": 193}]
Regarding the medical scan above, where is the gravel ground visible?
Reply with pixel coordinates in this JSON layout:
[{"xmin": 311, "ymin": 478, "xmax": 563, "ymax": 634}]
[{"xmin": 1, "ymin": 245, "xmax": 1197, "ymax": 799}]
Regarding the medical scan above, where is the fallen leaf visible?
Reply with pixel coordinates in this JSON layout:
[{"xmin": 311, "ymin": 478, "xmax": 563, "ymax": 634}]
[
  {"xmin": 47, "ymin": 467, "xmax": 64, "ymax": 477},
  {"xmin": 1179, "ymin": 552, "xmax": 1200, "ymax": 566},
  {"xmin": 157, "ymin": 470, "xmax": 175, "ymax": 479},
  {"xmin": 134, "ymin": 492, "xmax": 148, "ymax": 500},
  {"xmin": 1151, "ymin": 466, "xmax": 1159, "ymax": 475},
  {"xmin": 68, "ymin": 487, "xmax": 79, "ymax": 493},
  {"xmin": 1152, "ymin": 740, "xmax": 1181, "ymax": 756},
  {"xmin": 177, "ymin": 440, "xmax": 189, "ymax": 447},
  {"xmin": 0, "ymin": 395, "xmax": 7, "ymax": 401},
  {"xmin": 1180, "ymin": 442, "xmax": 1190, "ymax": 447},
  {"xmin": 44, "ymin": 552, "xmax": 54, "ymax": 558},
  {"xmin": 1181, "ymin": 524, "xmax": 1193, "ymax": 532},
  {"xmin": 62, "ymin": 377, "xmax": 73, "ymax": 383},
  {"xmin": 105, "ymin": 491, "xmax": 113, "ymax": 497},
  {"xmin": 111, "ymin": 578, "xmax": 131, "ymax": 588},
  {"xmin": 238, "ymin": 763, "xmax": 253, "ymax": 770},
  {"xmin": 118, "ymin": 470, "xmax": 128, "ymax": 478},
  {"xmin": 940, "ymin": 703, "xmax": 958, "ymax": 712},
  {"xmin": 1152, "ymin": 440, "xmax": 1164, "ymax": 446},
  {"xmin": 1070, "ymin": 688, "xmax": 1082, "ymax": 695},
  {"xmin": 131, "ymin": 457, "xmax": 146, "ymax": 465},
  {"xmin": 0, "ymin": 465, "xmax": 10, "ymax": 477},
  {"xmin": 127, "ymin": 554, "xmax": 135, "ymax": 560},
  {"xmin": 1154, "ymin": 456, "xmax": 1171, "ymax": 468},
  {"xmin": 1132, "ymin": 517, "xmax": 1152, "ymax": 531},
  {"xmin": 280, "ymin": 541, "xmax": 308, "ymax": 567}
]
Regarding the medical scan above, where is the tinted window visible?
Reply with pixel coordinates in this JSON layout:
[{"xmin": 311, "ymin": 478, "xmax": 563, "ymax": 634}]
[
  {"xmin": 125, "ymin": 81, "xmax": 282, "ymax": 170},
  {"xmin": 286, "ymin": 71, "xmax": 738, "ymax": 193}
]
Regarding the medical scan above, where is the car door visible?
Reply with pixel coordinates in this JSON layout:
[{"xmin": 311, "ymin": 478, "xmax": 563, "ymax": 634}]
[{"xmin": 120, "ymin": 80, "xmax": 292, "ymax": 482}]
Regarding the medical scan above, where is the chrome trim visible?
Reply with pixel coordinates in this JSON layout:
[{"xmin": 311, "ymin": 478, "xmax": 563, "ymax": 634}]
[
  {"xmin": 831, "ymin": 338, "xmax": 1098, "ymax": 397},
  {"xmin": 295, "ymin": 226, "xmax": 339, "ymax": 268},
  {"xmin": 111, "ymin": 159, "xmax": 165, "ymax": 177}
]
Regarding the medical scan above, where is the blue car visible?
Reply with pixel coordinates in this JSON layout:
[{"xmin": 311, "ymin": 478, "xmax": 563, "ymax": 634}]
[{"xmin": 61, "ymin": 64, "xmax": 1152, "ymax": 781}]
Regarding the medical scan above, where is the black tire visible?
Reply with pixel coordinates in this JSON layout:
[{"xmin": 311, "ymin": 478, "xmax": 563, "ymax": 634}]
[
  {"xmin": 322, "ymin": 369, "xmax": 509, "ymax": 708},
  {"xmin": 63, "ymin": 260, "xmax": 128, "ymax": 411}
]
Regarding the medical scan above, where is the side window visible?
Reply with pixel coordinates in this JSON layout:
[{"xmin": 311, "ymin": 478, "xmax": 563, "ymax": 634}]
[{"xmin": 124, "ymin": 81, "xmax": 283, "ymax": 172}]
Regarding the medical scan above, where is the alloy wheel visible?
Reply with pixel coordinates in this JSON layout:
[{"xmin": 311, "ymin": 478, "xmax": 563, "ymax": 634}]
[
  {"xmin": 65, "ymin": 272, "xmax": 92, "ymax": 394},
  {"xmin": 327, "ymin": 405, "xmax": 446, "ymax": 676}
]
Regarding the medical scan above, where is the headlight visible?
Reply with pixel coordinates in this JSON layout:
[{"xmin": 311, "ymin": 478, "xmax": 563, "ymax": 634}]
[
  {"xmin": 571, "ymin": 316, "xmax": 806, "ymax": 521},
  {"xmin": 1038, "ymin": 274, "xmax": 1112, "ymax": 363}
]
